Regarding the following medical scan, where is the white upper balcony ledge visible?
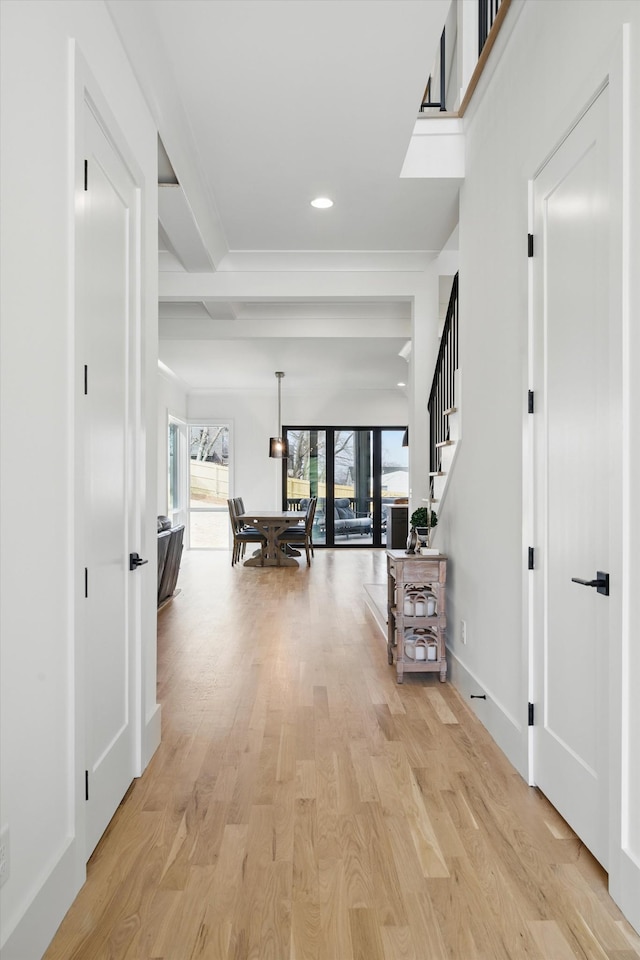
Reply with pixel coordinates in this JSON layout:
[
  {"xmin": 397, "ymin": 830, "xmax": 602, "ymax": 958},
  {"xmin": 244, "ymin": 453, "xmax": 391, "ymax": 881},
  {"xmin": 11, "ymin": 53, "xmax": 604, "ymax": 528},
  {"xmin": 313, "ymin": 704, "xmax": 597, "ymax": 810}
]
[{"xmin": 401, "ymin": 0, "xmax": 514, "ymax": 181}]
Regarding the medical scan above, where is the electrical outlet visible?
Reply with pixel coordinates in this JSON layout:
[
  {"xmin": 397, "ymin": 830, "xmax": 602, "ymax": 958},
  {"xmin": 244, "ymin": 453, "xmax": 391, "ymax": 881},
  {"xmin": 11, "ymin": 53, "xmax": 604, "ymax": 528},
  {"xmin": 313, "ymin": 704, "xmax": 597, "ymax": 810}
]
[
  {"xmin": 461, "ymin": 619, "xmax": 467, "ymax": 645},
  {"xmin": 0, "ymin": 825, "xmax": 9, "ymax": 888}
]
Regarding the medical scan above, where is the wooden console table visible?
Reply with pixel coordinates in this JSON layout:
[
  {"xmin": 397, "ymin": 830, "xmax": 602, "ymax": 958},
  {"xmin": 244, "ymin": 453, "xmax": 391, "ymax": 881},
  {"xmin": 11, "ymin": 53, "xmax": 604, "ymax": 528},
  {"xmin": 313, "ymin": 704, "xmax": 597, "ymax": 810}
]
[{"xmin": 386, "ymin": 549, "xmax": 447, "ymax": 683}]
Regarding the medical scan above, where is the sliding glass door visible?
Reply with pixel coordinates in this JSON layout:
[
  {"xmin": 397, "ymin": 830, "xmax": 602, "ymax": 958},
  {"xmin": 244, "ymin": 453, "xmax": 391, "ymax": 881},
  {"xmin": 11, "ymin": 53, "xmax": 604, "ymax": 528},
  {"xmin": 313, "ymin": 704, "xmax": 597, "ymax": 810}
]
[
  {"xmin": 284, "ymin": 429, "xmax": 327, "ymax": 545},
  {"xmin": 282, "ymin": 426, "xmax": 407, "ymax": 548},
  {"xmin": 332, "ymin": 429, "xmax": 373, "ymax": 544}
]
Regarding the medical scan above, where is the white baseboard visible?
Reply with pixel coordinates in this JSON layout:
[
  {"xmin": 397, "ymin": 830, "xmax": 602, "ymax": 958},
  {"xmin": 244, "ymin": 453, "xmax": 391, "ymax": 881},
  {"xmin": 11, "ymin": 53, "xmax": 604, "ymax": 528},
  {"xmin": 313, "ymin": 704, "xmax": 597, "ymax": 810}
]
[
  {"xmin": 0, "ymin": 839, "xmax": 83, "ymax": 960},
  {"xmin": 447, "ymin": 646, "xmax": 528, "ymax": 780},
  {"xmin": 610, "ymin": 852, "xmax": 640, "ymax": 937},
  {"xmin": 143, "ymin": 703, "xmax": 162, "ymax": 769},
  {"xmin": 1, "ymin": 704, "xmax": 162, "ymax": 960}
]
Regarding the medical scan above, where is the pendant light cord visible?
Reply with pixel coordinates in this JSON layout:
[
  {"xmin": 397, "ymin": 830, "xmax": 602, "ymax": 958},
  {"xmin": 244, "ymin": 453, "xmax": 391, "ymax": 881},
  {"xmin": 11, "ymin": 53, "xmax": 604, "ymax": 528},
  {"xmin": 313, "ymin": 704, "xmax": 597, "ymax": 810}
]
[{"xmin": 276, "ymin": 371, "xmax": 284, "ymax": 438}]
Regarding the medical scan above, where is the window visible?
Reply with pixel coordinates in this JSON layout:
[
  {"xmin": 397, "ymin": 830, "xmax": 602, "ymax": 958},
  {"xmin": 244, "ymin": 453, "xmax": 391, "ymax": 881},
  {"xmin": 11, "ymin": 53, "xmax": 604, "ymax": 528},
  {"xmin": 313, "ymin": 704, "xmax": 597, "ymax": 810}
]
[
  {"xmin": 167, "ymin": 416, "xmax": 186, "ymax": 527},
  {"xmin": 168, "ymin": 420, "xmax": 180, "ymax": 514}
]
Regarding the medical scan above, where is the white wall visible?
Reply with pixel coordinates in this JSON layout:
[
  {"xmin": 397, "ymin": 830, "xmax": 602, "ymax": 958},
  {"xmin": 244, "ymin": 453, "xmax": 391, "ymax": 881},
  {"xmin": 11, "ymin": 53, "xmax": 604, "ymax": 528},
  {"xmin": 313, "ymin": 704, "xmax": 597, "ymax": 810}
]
[
  {"xmin": 188, "ymin": 387, "xmax": 408, "ymax": 511},
  {"xmin": 0, "ymin": 2, "xmax": 158, "ymax": 955},
  {"xmin": 433, "ymin": 0, "xmax": 640, "ymax": 929}
]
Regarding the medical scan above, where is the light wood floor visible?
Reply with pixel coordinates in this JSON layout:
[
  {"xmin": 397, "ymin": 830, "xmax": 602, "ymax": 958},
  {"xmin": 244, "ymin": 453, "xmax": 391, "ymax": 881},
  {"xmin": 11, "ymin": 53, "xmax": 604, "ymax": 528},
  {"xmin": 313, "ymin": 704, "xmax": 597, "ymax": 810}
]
[{"xmin": 44, "ymin": 550, "xmax": 640, "ymax": 960}]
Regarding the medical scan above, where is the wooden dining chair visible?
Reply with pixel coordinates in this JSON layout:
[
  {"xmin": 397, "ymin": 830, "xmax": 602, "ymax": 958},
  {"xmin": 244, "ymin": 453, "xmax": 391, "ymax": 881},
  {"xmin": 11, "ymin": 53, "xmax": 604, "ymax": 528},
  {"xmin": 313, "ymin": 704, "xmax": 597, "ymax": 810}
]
[
  {"xmin": 227, "ymin": 499, "xmax": 265, "ymax": 566},
  {"xmin": 277, "ymin": 497, "xmax": 317, "ymax": 566}
]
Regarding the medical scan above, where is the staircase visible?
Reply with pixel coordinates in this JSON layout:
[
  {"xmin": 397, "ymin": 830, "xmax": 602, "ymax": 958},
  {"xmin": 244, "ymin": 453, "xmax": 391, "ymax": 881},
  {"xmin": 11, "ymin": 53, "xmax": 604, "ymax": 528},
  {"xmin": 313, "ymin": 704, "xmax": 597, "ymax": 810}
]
[{"xmin": 428, "ymin": 273, "xmax": 460, "ymax": 510}]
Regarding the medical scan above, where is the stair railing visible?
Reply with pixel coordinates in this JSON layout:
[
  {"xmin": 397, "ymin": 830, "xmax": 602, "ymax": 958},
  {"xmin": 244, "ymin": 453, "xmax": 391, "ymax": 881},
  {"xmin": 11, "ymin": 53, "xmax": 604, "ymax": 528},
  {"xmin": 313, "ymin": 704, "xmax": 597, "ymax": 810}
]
[
  {"xmin": 420, "ymin": 0, "xmax": 508, "ymax": 117},
  {"xmin": 479, "ymin": 0, "xmax": 503, "ymax": 56},
  {"xmin": 419, "ymin": 27, "xmax": 447, "ymax": 112},
  {"xmin": 428, "ymin": 273, "xmax": 459, "ymax": 498}
]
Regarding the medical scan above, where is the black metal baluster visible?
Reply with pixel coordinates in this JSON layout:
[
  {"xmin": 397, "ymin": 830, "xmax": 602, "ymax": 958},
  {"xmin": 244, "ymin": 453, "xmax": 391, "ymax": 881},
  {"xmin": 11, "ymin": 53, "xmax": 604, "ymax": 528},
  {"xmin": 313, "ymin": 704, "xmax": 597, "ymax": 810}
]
[
  {"xmin": 479, "ymin": 0, "xmax": 502, "ymax": 56},
  {"xmin": 428, "ymin": 273, "xmax": 459, "ymax": 485},
  {"xmin": 439, "ymin": 27, "xmax": 446, "ymax": 112}
]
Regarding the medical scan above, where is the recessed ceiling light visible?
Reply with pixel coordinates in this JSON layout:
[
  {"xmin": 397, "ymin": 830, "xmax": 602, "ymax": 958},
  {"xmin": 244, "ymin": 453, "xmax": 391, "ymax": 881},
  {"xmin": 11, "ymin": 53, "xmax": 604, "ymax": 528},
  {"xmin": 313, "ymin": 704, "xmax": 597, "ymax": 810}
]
[
  {"xmin": 310, "ymin": 197, "xmax": 333, "ymax": 209},
  {"xmin": 397, "ymin": 382, "xmax": 406, "ymax": 388}
]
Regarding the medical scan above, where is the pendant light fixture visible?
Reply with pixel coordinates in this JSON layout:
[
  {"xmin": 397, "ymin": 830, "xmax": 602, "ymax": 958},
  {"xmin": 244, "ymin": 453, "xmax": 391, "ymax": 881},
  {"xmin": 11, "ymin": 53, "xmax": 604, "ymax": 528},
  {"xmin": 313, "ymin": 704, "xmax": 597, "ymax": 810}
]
[{"xmin": 269, "ymin": 371, "xmax": 288, "ymax": 458}]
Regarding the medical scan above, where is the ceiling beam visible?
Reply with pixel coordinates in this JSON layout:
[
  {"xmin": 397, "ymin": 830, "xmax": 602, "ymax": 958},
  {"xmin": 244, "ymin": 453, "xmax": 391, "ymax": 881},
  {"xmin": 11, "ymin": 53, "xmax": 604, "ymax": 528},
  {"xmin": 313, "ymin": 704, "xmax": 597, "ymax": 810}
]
[{"xmin": 159, "ymin": 269, "xmax": 429, "ymax": 302}]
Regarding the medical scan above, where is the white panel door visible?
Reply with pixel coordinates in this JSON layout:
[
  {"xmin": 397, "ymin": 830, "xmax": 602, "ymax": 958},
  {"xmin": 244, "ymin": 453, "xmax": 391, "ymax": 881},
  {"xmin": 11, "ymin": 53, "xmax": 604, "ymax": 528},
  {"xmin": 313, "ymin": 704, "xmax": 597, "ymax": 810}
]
[
  {"xmin": 81, "ymin": 106, "xmax": 137, "ymax": 856},
  {"xmin": 532, "ymin": 88, "xmax": 610, "ymax": 868}
]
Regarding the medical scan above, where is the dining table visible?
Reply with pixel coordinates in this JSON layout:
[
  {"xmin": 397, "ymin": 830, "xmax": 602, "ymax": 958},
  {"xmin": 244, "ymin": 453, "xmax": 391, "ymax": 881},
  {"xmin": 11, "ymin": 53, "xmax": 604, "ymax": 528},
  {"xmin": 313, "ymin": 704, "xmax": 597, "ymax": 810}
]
[{"xmin": 237, "ymin": 510, "xmax": 305, "ymax": 566}]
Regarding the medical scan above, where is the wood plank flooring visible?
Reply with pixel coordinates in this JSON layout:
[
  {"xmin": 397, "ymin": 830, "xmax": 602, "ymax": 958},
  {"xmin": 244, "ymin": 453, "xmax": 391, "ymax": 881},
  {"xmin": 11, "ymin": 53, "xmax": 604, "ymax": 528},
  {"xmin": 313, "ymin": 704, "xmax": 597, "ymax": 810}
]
[{"xmin": 44, "ymin": 549, "xmax": 640, "ymax": 960}]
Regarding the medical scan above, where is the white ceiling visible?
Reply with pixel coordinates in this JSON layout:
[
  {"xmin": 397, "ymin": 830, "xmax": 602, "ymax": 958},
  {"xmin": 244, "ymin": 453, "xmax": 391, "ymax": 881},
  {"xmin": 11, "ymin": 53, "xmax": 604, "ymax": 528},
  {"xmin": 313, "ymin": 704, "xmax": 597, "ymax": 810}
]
[
  {"xmin": 158, "ymin": 298, "xmax": 413, "ymax": 393},
  {"xmin": 159, "ymin": 337, "xmax": 411, "ymax": 394},
  {"xmin": 108, "ymin": 0, "xmax": 458, "ymax": 392}
]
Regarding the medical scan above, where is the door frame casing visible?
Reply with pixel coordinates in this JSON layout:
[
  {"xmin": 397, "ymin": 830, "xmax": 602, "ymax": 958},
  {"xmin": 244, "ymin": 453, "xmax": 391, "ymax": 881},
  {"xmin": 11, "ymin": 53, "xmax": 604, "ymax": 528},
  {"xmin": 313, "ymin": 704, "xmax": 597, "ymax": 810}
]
[{"xmin": 605, "ymin": 23, "xmax": 640, "ymax": 927}]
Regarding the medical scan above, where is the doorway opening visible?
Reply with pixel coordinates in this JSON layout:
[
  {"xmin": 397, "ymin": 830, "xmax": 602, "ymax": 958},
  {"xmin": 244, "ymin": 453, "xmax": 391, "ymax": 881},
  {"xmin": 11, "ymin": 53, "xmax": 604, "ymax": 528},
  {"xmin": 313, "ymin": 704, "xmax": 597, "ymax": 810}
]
[{"xmin": 188, "ymin": 423, "xmax": 231, "ymax": 548}]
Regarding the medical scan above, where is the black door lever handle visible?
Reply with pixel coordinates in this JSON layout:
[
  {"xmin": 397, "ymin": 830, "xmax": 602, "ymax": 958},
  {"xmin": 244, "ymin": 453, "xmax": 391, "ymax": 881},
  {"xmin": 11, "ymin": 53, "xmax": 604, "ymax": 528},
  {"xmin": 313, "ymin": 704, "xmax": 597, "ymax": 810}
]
[
  {"xmin": 571, "ymin": 571, "xmax": 609, "ymax": 596},
  {"xmin": 129, "ymin": 552, "xmax": 149, "ymax": 571}
]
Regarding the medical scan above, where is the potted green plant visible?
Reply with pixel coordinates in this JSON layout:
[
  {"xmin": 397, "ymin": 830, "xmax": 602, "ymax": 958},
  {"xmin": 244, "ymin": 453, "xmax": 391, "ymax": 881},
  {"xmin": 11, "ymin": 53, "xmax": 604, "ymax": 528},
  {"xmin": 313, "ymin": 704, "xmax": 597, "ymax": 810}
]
[
  {"xmin": 407, "ymin": 505, "xmax": 438, "ymax": 553},
  {"xmin": 409, "ymin": 506, "xmax": 438, "ymax": 531}
]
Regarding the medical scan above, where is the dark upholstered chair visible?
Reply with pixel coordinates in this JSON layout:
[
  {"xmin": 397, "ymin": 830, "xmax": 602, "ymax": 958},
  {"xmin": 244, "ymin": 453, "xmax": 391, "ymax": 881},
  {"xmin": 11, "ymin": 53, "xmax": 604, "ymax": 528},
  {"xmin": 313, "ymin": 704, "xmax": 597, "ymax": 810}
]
[
  {"xmin": 332, "ymin": 498, "xmax": 371, "ymax": 538},
  {"xmin": 157, "ymin": 519, "xmax": 184, "ymax": 606},
  {"xmin": 157, "ymin": 529, "xmax": 171, "ymax": 595}
]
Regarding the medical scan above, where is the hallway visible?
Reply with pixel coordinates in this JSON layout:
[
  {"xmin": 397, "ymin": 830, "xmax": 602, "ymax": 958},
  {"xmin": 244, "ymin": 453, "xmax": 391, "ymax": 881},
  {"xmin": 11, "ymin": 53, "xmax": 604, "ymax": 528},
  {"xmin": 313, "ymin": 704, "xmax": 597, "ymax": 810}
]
[{"xmin": 44, "ymin": 550, "xmax": 640, "ymax": 959}]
